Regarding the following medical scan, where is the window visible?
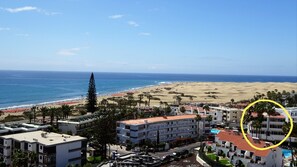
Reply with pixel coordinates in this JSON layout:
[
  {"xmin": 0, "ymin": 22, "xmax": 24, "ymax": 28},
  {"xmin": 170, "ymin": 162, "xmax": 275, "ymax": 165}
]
[{"xmin": 40, "ymin": 145, "xmax": 43, "ymax": 150}]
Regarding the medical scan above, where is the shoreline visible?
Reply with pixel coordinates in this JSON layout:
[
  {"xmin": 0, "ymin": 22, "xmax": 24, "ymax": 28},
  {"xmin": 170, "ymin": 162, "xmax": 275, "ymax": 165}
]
[
  {"xmin": 0, "ymin": 82, "xmax": 167, "ymax": 111},
  {"xmin": 1, "ymin": 81, "xmax": 296, "ymax": 114}
]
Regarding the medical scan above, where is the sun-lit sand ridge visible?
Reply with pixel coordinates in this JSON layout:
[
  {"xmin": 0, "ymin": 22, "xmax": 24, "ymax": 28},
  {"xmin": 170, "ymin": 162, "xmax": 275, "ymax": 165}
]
[{"xmin": 98, "ymin": 82, "xmax": 297, "ymax": 105}]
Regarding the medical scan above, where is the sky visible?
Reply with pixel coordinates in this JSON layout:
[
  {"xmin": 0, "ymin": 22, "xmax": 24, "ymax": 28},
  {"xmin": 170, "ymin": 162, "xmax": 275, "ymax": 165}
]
[{"xmin": 0, "ymin": 0, "xmax": 296, "ymax": 76}]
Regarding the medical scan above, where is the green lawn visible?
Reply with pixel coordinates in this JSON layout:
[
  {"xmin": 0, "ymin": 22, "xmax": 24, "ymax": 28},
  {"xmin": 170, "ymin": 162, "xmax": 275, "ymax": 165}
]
[
  {"xmin": 206, "ymin": 153, "xmax": 233, "ymax": 167},
  {"xmin": 219, "ymin": 158, "xmax": 233, "ymax": 166},
  {"xmin": 206, "ymin": 153, "xmax": 217, "ymax": 161}
]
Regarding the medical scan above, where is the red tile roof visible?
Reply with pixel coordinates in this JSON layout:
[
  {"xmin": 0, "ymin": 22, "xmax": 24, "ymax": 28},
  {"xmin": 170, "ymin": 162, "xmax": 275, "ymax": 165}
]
[
  {"xmin": 251, "ymin": 112, "xmax": 285, "ymax": 119},
  {"xmin": 216, "ymin": 130, "xmax": 277, "ymax": 157}
]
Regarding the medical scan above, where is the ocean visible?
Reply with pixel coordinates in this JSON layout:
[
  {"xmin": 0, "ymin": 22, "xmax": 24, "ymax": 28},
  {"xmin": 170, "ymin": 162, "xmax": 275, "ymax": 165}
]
[{"xmin": 0, "ymin": 70, "xmax": 296, "ymax": 109}]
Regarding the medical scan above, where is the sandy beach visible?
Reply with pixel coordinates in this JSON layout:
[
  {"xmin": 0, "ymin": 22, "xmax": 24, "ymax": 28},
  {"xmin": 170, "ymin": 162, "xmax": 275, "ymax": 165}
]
[
  {"xmin": 98, "ymin": 82, "xmax": 297, "ymax": 105},
  {"xmin": 1, "ymin": 82, "xmax": 296, "ymax": 119}
]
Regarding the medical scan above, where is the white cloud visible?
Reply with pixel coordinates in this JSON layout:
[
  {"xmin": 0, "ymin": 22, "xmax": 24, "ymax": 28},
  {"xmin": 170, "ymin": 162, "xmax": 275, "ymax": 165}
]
[
  {"xmin": 57, "ymin": 48, "xmax": 81, "ymax": 56},
  {"xmin": 139, "ymin": 32, "xmax": 151, "ymax": 36},
  {"xmin": 128, "ymin": 21, "xmax": 139, "ymax": 27},
  {"xmin": 0, "ymin": 27, "xmax": 10, "ymax": 31},
  {"xmin": 4, "ymin": 6, "xmax": 39, "ymax": 13},
  {"xmin": 109, "ymin": 14, "xmax": 124, "ymax": 19},
  {"xmin": 2, "ymin": 6, "xmax": 60, "ymax": 15}
]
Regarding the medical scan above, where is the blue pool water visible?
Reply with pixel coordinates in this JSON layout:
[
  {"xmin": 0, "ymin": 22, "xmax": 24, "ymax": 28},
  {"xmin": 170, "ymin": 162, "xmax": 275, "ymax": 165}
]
[
  {"xmin": 211, "ymin": 129, "xmax": 221, "ymax": 134},
  {"xmin": 282, "ymin": 149, "xmax": 292, "ymax": 158}
]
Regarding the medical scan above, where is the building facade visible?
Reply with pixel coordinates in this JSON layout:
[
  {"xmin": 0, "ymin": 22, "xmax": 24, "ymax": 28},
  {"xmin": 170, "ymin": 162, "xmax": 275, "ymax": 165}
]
[
  {"xmin": 116, "ymin": 115, "xmax": 198, "ymax": 145},
  {"xmin": 58, "ymin": 113, "xmax": 99, "ymax": 135},
  {"xmin": 210, "ymin": 106, "xmax": 242, "ymax": 123},
  {"xmin": 0, "ymin": 131, "xmax": 87, "ymax": 167},
  {"xmin": 212, "ymin": 130, "xmax": 283, "ymax": 167},
  {"xmin": 247, "ymin": 111, "xmax": 297, "ymax": 142}
]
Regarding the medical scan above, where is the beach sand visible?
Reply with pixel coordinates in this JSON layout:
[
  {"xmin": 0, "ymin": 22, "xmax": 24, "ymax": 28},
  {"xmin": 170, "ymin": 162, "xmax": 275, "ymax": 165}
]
[
  {"xmin": 98, "ymin": 82, "xmax": 297, "ymax": 105},
  {"xmin": 1, "ymin": 82, "xmax": 296, "ymax": 119}
]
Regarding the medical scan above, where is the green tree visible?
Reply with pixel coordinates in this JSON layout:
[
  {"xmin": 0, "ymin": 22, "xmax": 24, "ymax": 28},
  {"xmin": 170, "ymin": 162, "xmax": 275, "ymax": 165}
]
[
  {"xmin": 40, "ymin": 106, "xmax": 48, "ymax": 123},
  {"xmin": 180, "ymin": 106, "xmax": 186, "ymax": 113},
  {"xmin": 138, "ymin": 94, "xmax": 144, "ymax": 108},
  {"xmin": 31, "ymin": 106, "xmax": 38, "ymax": 123},
  {"xmin": 203, "ymin": 105, "xmax": 210, "ymax": 111},
  {"xmin": 206, "ymin": 115, "xmax": 212, "ymax": 126},
  {"xmin": 91, "ymin": 112, "xmax": 117, "ymax": 159},
  {"xmin": 196, "ymin": 114, "xmax": 202, "ymax": 138},
  {"xmin": 86, "ymin": 72, "xmax": 97, "ymax": 113},
  {"xmin": 283, "ymin": 122, "xmax": 297, "ymax": 167},
  {"xmin": 174, "ymin": 95, "xmax": 182, "ymax": 105},
  {"xmin": 27, "ymin": 151, "xmax": 37, "ymax": 166},
  {"xmin": 23, "ymin": 111, "xmax": 33, "ymax": 123},
  {"xmin": 61, "ymin": 104, "xmax": 72, "ymax": 119},
  {"xmin": 12, "ymin": 149, "xmax": 28, "ymax": 167}
]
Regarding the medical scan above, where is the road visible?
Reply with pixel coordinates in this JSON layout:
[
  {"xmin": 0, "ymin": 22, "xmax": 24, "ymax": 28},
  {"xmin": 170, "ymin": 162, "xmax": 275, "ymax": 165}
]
[{"xmin": 152, "ymin": 142, "xmax": 201, "ymax": 158}]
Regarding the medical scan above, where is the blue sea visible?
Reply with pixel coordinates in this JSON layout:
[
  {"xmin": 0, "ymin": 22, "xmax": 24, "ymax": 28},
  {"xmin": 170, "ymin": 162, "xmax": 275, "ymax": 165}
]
[{"xmin": 0, "ymin": 70, "xmax": 296, "ymax": 109}]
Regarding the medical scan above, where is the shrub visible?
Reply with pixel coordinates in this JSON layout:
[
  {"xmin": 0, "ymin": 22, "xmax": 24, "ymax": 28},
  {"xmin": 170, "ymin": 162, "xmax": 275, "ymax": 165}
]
[{"xmin": 207, "ymin": 146, "xmax": 212, "ymax": 153}]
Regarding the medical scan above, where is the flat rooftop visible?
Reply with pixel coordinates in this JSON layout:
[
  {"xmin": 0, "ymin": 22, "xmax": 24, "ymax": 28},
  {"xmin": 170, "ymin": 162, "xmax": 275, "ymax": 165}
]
[
  {"xmin": 1, "ymin": 130, "xmax": 86, "ymax": 146},
  {"xmin": 118, "ymin": 114, "xmax": 198, "ymax": 125}
]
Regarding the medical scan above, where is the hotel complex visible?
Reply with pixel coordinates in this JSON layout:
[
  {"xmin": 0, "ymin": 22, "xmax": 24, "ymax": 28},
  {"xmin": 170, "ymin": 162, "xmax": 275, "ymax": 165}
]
[
  {"xmin": 0, "ymin": 131, "xmax": 87, "ymax": 167},
  {"xmin": 116, "ymin": 115, "xmax": 198, "ymax": 144},
  {"xmin": 212, "ymin": 130, "xmax": 283, "ymax": 167},
  {"xmin": 247, "ymin": 108, "xmax": 297, "ymax": 143}
]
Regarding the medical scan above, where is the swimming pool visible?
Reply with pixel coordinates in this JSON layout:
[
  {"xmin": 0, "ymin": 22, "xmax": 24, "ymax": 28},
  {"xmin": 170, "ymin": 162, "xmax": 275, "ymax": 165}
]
[
  {"xmin": 210, "ymin": 129, "xmax": 220, "ymax": 135},
  {"xmin": 282, "ymin": 149, "xmax": 292, "ymax": 158}
]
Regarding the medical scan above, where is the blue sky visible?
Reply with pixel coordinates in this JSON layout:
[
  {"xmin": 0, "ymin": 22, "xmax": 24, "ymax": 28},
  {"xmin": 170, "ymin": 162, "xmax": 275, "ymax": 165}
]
[{"xmin": 0, "ymin": 0, "xmax": 296, "ymax": 76}]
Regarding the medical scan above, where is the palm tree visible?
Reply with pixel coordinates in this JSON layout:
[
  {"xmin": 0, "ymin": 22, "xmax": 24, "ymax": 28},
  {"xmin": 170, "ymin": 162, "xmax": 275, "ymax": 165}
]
[
  {"xmin": 40, "ymin": 106, "xmax": 48, "ymax": 124},
  {"xmin": 196, "ymin": 114, "xmax": 202, "ymax": 138},
  {"xmin": 265, "ymin": 103, "xmax": 275, "ymax": 140},
  {"xmin": 48, "ymin": 107, "xmax": 56, "ymax": 125},
  {"xmin": 206, "ymin": 115, "xmax": 212, "ymax": 127},
  {"xmin": 230, "ymin": 99, "xmax": 235, "ymax": 104},
  {"xmin": 0, "ymin": 110, "xmax": 4, "ymax": 117},
  {"xmin": 283, "ymin": 122, "xmax": 297, "ymax": 167},
  {"xmin": 31, "ymin": 106, "xmax": 38, "ymax": 123},
  {"xmin": 23, "ymin": 111, "xmax": 33, "ymax": 123},
  {"xmin": 61, "ymin": 104, "xmax": 71, "ymax": 119},
  {"xmin": 203, "ymin": 105, "xmax": 210, "ymax": 112},
  {"xmin": 174, "ymin": 95, "xmax": 182, "ymax": 105},
  {"xmin": 138, "ymin": 94, "xmax": 144, "ymax": 108},
  {"xmin": 55, "ymin": 107, "xmax": 62, "ymax": 127},
  {"xmin": 147, "ymin": 95, "xmax": 153, "ymax": 107}
]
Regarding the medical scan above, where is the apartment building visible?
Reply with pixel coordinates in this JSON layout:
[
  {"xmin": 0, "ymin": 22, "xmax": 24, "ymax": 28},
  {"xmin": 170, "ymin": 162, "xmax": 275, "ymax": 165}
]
[
  {"xmin": 0, "ymin": 123, "xmax": 51, "ymax": 135},
  {"xmin": 247, "ymin": 111, "xmax": 297, "ymax": 142},
  {"xmin": 212, "ymin": 130, "xmax": 283, "ymax": 167},
  {"xmin": 210, "ymin": 106, "xmax": 242, "ymax": 123},
  {"xmin": 183, "ymin": 105, "xmax": 223, "ymax": 124},
  {"xmin": 116, "ymin": 115, "xmax": 199, "ymax": 144},
  {"xmin": 0, "ymin": 130, "xmax": 87, "ymax": 167},
  {"xmin": 58, "ymin": 112, "xmax": 99, "ymax": 135},
  {"xmin": 275, "ymin": 107, "xmax": 297, "ymax": 123}
]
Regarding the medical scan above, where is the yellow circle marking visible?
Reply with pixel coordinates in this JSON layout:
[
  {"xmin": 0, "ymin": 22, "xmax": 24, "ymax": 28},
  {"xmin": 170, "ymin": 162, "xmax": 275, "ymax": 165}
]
[{"xmin": 240, "ymin": 99, "xmax": 293, "ymax": 151}]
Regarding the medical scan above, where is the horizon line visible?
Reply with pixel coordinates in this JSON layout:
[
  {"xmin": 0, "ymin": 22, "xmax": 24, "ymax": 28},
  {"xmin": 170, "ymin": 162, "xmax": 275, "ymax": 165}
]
[{"xmin": 0, "ymin": 69, "xmax": 296, "ymax": 78}]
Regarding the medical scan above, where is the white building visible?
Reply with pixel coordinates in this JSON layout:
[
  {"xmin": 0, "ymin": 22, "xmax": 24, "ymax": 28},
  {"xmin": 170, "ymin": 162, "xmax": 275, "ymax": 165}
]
[
  {"xmin": 0, "ymin": 130, "xmax": 87, "ymax": 167},
  {"xmin": 212, "ymin": 130, "xmax": 283, "ymax": 167},
  {"xmin": 0, "ymin": 123, "xmax": 51, "ymax": 135},
  {"xmin": 58, "ymin": 113, "xmax": 99, "ymax": 135},
  {"xmin": 275, "ymin": 107, "xmax": 297, "ymax": 123},
  {"xmin": 210, "ymin": 106, "xmax": 242, "ymax": 123},
  {"xmin": 116, "ymin": 115, "xmax": 199, "ymax": 144},
  {"xmin": 183, "ymin": 105, "xmax": 223, "ymax": 124},
  {"xmin": 247, "ymin": 111, "xmax": 297, "ymax": 142}
]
